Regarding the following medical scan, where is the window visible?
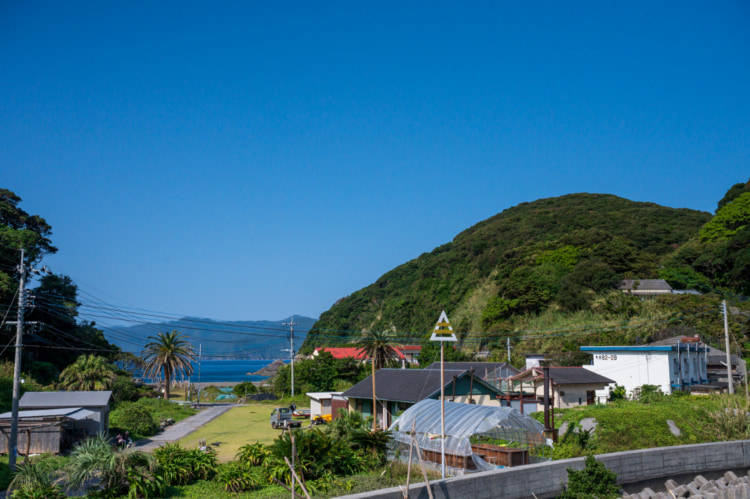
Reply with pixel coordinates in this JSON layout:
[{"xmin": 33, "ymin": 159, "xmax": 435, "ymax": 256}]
[
  {"xmin": 693, "ymin": 359, "xmax": 698, "ymax": 377},
  {"xmin": 683, "ymin": 359, "xmax": 689, "ymax": 374},
  {"xmin": 673, "ymin": 358, "xmax": 679, "ymax": 375}
]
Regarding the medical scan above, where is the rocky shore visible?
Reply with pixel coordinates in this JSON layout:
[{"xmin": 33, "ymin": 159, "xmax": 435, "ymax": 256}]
[{"xmin": 249, "ymin": 359, "xmax": 286, "ymax": 377}]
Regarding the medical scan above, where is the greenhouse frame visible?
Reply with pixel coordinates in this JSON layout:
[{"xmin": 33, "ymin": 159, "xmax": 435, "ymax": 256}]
[{"xmin": 388, "ymin": 399, "xmax": 551, "ymax": 476}]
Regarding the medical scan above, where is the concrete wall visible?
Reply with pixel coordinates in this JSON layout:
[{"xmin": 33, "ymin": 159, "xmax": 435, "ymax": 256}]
[
  {"xmin": 338, "ymin": 440, "xmax": 750, "ymax": 499},
  {"xmin": 453, "ymin": 394, "xmax": 501, "ymax": 407}
]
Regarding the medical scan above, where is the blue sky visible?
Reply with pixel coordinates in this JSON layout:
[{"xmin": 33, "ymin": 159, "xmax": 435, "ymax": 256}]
[{"xmin": 1, "ymin": 2, "xmax": 748, "ymax": 325}]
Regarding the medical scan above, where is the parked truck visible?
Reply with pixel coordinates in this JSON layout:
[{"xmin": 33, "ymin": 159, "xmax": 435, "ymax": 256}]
[{"xmin": 270, "ymin": 407, "xmax": 302, "ymax": 429}]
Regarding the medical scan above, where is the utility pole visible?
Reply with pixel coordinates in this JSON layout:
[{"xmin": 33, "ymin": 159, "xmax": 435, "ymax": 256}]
[
  {"xmin": 197, "ymin": 344, "xmax": 202, "ymax": 407},
  {"xmin": 430, "ymin": 310, "xmax": 456, "ymax": 480},
  {"xmin": 9, "ymin": 250, "xmax": 48, "ymax": 470},
  {"xmin": 723, "ymin": 301, "xmax": 734, "ymax": 395},
  {"xmin": 507, "ymin": 337, "xmax": 511, "ymax": 363},
  {"xmin": 9, "ymin": 249, "xmax": 26, "ymax": 470},
  {"xmin": 283, "ymin": 316, "xmax": 298, "ymax": 397}
]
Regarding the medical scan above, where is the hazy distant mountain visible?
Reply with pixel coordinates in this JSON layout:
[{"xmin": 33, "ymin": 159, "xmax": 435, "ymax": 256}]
[{"xmin": 107, "ymin": 315, "xmax": 317, "ymax": 359}]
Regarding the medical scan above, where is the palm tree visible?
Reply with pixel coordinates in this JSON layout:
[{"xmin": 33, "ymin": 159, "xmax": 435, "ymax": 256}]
[
  {"xmin": 142, "ymin": 330, "xmax": 196, "ymax": 400},
  {"xmin": 356, "ymin": 331, "xmax": 402, "ymax": 430},
  {"xmin": 58, "ymin": 354, "xmax": 115, "ymax": 391}
]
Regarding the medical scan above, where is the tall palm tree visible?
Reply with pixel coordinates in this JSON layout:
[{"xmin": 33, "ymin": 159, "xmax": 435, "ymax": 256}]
[
  {"xmin": 59, "ymin": 354, "xmax": 115, "ymax": 391},
  {"xmin": 142, "ymin": 330, "xmax": 196, "ymax": 400},
  {"xmin": 356, "ymin": 331, "xmax": 402, "ymax": 430}
]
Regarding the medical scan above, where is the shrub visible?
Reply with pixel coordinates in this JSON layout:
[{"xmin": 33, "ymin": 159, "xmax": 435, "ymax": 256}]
[
  {"xmin": 560, "ymin": 455, "xmax": 619, "ymax": 498},
  {"xmin": 708, "ymin": 397, "xmax": 750, "ymax": 440},
  {"xmin": 216, "ymin": 462, "xmax": 264, "ymax": 493},
  {"xmin": 232, "ymin": 381, "xmax": 258, "ymax": 398},
  {"xmin": 608, "ymin": 384, "xmax": 626, "ymax": 402},
  {"xmin": 267, "ymin": 428, "xmax": 367, "ymax": 484},
  {"xmin": 154, "ymin": 443, "xmax": 218, "ymax": 486},
  {"xmin": 236, "ymin": 442, "xmax": 271, "ymax": 467},
  {"xmin": 8, "ymin": 461, "xmax": 65, "ymax": 499},
  {"xmin": 110, "ymin": 403, "xmax": 158, "ymax": 438},
  {"xmin": 111, "ymin": 376, "xmax": 141, "ymax": 404}
]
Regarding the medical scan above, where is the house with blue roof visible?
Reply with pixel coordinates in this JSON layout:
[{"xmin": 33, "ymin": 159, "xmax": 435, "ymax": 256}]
[{"xmin": 581, "ymin": 337, "xmax": 709, "ymax": 399}]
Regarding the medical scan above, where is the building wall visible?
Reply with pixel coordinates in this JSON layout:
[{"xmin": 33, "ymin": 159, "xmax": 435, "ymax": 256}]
[
  {"xmin": 452, "ymin": 394, "xmax": 502, "ymax": 407},
  {"xmin": 310, "ymin": 398, "xmax": 322, "ymax": 418},
  {"xmin": 586, "ymin": 349, "xmax": 707, "ymax": 399},
  {"xmin": 552, "ymin": 384, "xmax": 602, "ymax": 408}
]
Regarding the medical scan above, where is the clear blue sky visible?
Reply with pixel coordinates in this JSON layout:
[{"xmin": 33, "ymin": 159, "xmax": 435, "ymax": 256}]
[{"xmin": 1, "ymin": 2, "xmax": 748, "ymax": 324}]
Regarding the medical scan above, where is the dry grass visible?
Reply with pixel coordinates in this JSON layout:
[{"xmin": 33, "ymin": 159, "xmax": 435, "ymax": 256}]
[{"xmin": 177, "ymin": 405, "xmax": 289, "ymax": 462}]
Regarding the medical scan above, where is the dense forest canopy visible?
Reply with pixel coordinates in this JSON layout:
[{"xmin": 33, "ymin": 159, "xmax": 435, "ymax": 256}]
[
  {"xmin": 0, "ymin": 189, "xmax": 118, "ymax": 384},
  {"xmin": 302, "ymin": 184, "xmax": 750, "ymax": 362}
]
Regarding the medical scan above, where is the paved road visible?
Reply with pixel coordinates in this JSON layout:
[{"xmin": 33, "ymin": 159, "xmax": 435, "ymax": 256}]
[{"xmin": 134, "ymin": 404, "xmax": 235, "ymax": 452}]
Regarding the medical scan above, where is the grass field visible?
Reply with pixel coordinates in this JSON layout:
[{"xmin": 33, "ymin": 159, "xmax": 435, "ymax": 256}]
[{"xmin": 177, "ymin": 405, "xmax": 292, "ymax": 462}]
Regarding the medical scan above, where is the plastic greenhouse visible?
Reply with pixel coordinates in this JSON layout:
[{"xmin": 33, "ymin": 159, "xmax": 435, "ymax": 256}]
[{"xmin": 388, "ymin": 399, "xmax": 551, "ymax": 476}]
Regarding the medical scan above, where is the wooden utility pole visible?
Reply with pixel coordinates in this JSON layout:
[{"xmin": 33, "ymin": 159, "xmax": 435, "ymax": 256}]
[
  {"xmin": 723, "ymin": 301, "xmax": 734, "ymax": 394},
  {"xmin": 8, "ymin": 249, "xmax": 26, "ymax": 470}
]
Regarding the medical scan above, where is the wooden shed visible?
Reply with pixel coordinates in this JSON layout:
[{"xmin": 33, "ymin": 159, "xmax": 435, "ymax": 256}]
[{"xmin": 0, "ymin": 407, "xmax": 96, "ymax": 455}]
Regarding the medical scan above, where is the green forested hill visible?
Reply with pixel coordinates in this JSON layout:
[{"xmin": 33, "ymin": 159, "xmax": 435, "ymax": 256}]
[{"xmin": 302, "ymin": 192, "xmax": 718, "ymax": 354}]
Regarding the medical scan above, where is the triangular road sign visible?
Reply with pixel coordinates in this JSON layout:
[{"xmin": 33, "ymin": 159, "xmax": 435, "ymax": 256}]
[{"xmin": 430, "ymin": 310, "xmax": 457, "ymax": 342}]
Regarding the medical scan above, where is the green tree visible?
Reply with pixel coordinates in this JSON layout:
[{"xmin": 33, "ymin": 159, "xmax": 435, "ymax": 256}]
[
  {"xmin": 58, "ymin": 354, "xmax": 115, "ymax": 391},
  {"xmin": 700, "ymin": 192, "xmax": 750, "ymax": 242},
  {"xmin": 717, "ymin": 178, "xmax": 750, "ymax": 211},
  {"xmin": 356, "ymin": 331, "xmax": 402, "ymax": 430},
  {"xmin": 142, "ymin": 330, "xmax": 196, "ymax": 400}
]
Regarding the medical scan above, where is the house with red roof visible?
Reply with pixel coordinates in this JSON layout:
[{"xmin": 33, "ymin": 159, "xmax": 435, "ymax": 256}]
[{"xmin": 311, "ymin": 346, "xmax": 421, "ymax": 365}]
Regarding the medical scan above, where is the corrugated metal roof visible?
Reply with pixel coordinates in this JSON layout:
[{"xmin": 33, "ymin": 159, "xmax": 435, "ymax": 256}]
[
  {"xmin": 19, "ymin": 391, "xmax": 112, "ymax": 408},
  {"xmin": 512, "ymin": 367, "xmax": 614, "ymax": 385},
  {"xmin": 618, "ymin": 279, "xmax": 673, "ymax": 292},
  {"xmin": 305, "ymin": 392, "xmax": 344, "ymax": 400},
  {"xmin": 0, "ymin": 407, "xmax": 94, "ymax": 420},
  {"xmin": 424, "ymin": 362, "xmax": 520, "ymax": 378},
  {"xmin": 343, "ymin": 369, "xmax": 502, "ymax": 403}
]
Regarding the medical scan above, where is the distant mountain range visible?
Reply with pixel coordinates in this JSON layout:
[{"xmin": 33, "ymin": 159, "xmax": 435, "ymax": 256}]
[{"xmin": 106, "ymin": 315, "xmax": 317, "ymax": 359}]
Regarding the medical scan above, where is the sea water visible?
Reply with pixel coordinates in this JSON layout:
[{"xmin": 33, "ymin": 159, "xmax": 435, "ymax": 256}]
[{"xmin": 138, "ymin": 359, "xmax": 287, "ymax": 384}]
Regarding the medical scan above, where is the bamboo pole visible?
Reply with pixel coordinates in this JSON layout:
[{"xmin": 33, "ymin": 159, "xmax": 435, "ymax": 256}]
[
  {"xmin": 272, "ymin": 478, "xmax": 305, "ymax": 499},
  {"xmin": 284, "ymin": 457, "xmax": 311, "ymax": 499},
  {"xmin": 402, "ymin": 420, "xmax": 416, "ymax": 498},
  {"xmin": 411, "ymin": 432, "xmax": 435, "ymax": 499}
]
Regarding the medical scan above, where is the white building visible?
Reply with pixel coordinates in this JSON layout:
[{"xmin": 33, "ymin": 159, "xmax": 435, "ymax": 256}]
[
  {"xmin": 306, "ymin": 392, "xmax": 344, "ymax": 419},
  {"xmin": 581, "ymin": 341, "xmax": 708, "ymax": 399}
]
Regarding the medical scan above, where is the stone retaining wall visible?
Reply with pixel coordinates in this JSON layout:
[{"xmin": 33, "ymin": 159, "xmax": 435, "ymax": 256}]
[{"xmin": 338, "ymin": 440, "xmax": 750, "ymax": 499}]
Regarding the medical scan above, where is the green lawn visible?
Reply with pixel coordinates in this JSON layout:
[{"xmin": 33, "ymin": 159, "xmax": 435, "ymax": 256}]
[{"xmin": 177, "ymin": 405, "xmax": 288, "ymax": 462}]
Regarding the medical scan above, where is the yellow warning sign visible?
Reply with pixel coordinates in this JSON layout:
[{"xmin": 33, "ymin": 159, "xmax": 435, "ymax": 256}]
[{"xmin": 430, "ymin": 310, "xmax": 457, "ymax": 342}]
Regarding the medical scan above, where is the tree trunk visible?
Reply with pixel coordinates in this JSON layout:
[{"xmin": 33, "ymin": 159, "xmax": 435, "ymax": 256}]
[{"xmin": 164, "ymin": 369, "xmax": 170, "ymax": 400}]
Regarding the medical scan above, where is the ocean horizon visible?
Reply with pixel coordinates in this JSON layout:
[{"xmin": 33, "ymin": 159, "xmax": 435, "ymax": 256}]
[{"xmin": 139, "ymin": 359, "xmax": 287, "ymax": 384}]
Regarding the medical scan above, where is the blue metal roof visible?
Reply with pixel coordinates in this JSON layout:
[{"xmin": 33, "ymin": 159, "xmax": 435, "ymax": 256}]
[{"xmin": 581, "ymin": 345, "xmax": 708, "ymax": 352}]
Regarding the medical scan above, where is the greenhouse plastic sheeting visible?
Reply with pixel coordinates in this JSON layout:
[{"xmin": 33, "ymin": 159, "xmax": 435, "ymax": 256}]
[{"xmin": 388, "ymin": 399, "xmax": 550, "ymax": 475}]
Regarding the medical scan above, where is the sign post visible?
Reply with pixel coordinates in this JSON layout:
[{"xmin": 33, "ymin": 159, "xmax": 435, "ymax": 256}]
[{"xmin": 430, "ymin": 310, "xmax": 457, "ymax": 479}]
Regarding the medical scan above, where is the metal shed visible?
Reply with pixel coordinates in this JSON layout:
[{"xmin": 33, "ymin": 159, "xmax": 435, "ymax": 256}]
[
  {"xmin": 19, "ymin": 391, "xmax": 111, "ymax": 434},
  {"xmin": 0, "ymin": 407, "xmax": 97, "ymax": 455},
  {"xmin": 388, "ymin": 399, "xmax": 551, "ymax": 476}
]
